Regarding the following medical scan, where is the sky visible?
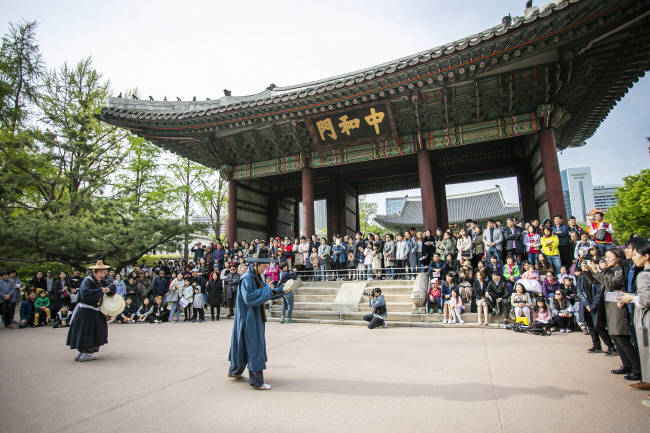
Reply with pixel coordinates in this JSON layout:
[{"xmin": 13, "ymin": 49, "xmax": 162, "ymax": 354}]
[{"xmin": 3, "ymin": 0, "xmax": 649, "ymax": 214}]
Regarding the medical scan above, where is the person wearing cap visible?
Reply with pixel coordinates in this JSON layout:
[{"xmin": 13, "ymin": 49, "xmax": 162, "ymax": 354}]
[
  {"xmin": 136, "ymin": 270, "xmax": 152, "ymax": 303},
  {"xmin": 0, "ymin": 270, "xmax": 19, "ymax": 329},
  {"xmin": 228, "ymin": 257, "xmax": 287, "ymax": 390},
  {"xmin": 66, "ymin": 261, "xmax": 116, "ymax": 362}
]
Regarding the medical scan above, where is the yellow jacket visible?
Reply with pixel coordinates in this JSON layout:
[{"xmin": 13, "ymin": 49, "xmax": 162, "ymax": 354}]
[{"xmin": 540, "ymin": 235, "xmax": 559, "ymax": 256}]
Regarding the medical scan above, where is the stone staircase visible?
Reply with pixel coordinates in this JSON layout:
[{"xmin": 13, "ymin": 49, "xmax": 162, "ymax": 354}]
[{"xmin": 268, "ymin": 279, "xmax": 506, "ymax": 328}]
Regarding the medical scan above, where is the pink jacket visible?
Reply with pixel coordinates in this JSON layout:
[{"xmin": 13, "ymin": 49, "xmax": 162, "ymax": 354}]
[
  {"xmin": 298, "ymin": 242, "xmax": 310, "ymax": 261},
  {"xmin": 265, "ymin": 263, "xmax": 279, "ymax": 282},
  {"xmin": 522, "ymin": 270, "xmax": 539, "ymax": 280}
]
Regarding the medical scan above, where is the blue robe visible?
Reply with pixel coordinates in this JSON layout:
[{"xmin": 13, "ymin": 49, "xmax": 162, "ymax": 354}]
[{"xmin": 228, "ymin": 265, "xmax": 282, "ymax": 371}]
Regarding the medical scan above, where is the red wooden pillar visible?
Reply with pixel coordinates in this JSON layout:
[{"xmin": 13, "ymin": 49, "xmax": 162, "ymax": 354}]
[
  {"xmin": 538, "ymin": 128, "xmax": 567, "ymax": 220},
  {"xmin": 302, "ymin": 166, "xmax": 315, "ymax": 238},
  {"xmin": 417, "ymin": 149, "xmax": 437, "ymax": 232},
  {"xmin": 227, "ymin": 179, "xmax": 237, "ymax": 243}
]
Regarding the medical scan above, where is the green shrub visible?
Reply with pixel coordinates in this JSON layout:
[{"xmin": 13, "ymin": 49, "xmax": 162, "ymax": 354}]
[{"xmin": 7, "ymin": 262, "xmax": 77, "ymax": 282}]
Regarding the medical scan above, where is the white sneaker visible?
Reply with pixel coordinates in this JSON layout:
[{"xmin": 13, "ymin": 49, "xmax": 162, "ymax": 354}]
[
  {"xmin": 459, "ymin": 319, "xmax": 465, "ymax": 324},
  {"xmin": 442, "ymin": 319, "xmax": 447, "ymax": 324},
  {"xmin": 227, "ymin": 372, "xmax": 245, "ymax": 380},
  {"xmin": 253, "ymin": 383, "xmax": 272, "ymax": 390},
  {"xmin": 450, "ymin": 319, "xmax": 456, "ymax": 324}
]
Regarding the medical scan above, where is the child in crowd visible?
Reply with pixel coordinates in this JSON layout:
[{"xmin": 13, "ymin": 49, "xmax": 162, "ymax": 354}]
[
  {"xmin": 136, "ymin": 298, "xmax": 152, "ymax": 323},
  {"xmin": 356, "ymin": 246, "xmax": 367, "ymax": 280},
  {"xmin": 371, "ymin": 244, "xmax": 383, "ymax": 280},
  {"xmin": 559, "ymin": 266, "xmax": 572, "ymax": 284},
  {"xmin": 192, "ymin": 287, "xmax": 205, "ymax": 322},
  {"xmin": 52, "ymin": 304, "xmax": 71, "ymax": 328},
  {"xmin": 347, "ymin": 251, "xmax": 356, "ymax": 280},
  {"xmin": 519, "ymin": 261, "xmax": 542, "ymax": 297},
  {"xmin": 167, "ymin": 273, "xmax": 183, "ymax": 323},
  {"xmin": 532, "ymin": 298, "xmax": 552, "ymax": 330},
  {"xmin": 427, "ymin": 279, "xmax": 442, "ymax": 314},
  {"xmin": 182, "ymin": 276, "xmax": 194, "ymax": 322},
  {"xmin": 448, "ymin": 288, "xmax": 465, "ymax": 324},
  {"xmin": 309, "ymin": 247, "xmax": 319, "ymax": 282},
  {"xmin": 265, "ymin": 260, "xmax": 280, "ymax": 288},
  {"xmin": 34, "ymin": 290, "xmax": 51, "ymax": 326},
  {"xmin": 364, "ymin": 245, "xmax": 373, "ymax": 280}
]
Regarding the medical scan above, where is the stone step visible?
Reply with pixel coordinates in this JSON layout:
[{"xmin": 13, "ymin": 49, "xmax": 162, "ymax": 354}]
[
  {"xmin": 298, "ymin": 281, "xmax": 341, "ymax": 288},
  {"xmin": 293, "ymin": 294, "xmax": 338, "ymax": 303},
  {"xmin": 266, "ymin": 317, "xmax": 504, "ymax": 328},
  {"xmin": 270, "ymin": 308, "xmax": 506, "ymax": 323},
  {"xmin": 294, "ymin": 287, "xmax": 339, "ymax": 296}
]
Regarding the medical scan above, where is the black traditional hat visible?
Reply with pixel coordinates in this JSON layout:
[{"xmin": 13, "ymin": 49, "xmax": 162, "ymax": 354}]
[{"xmin": 244, "ymin": 257, "xmax": 276, "ymax": 264}]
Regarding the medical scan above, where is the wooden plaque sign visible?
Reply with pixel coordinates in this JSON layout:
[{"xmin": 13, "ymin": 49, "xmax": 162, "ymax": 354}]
[{"xmin": 304, "ymin": 101, "xmax": 398, "ymax": 152}]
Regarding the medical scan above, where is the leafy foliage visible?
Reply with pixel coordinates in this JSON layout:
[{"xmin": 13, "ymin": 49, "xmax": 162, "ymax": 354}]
[
  {"xmin": 0, "ymin": 23, "xmax": 201, "ymax": 272},
  {"xmin": 0, "ymin": 19, "xmax": 45, "ymax": 130},
  {"xmin": 358, "ymin": 195, "xmax": 378, "ymax": 236},
  {"xmin": 606, "ymin": 168, "xmax": 650, "ymax": 241}
]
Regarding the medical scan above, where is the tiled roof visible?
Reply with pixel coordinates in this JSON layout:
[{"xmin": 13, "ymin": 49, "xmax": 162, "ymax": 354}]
[{"xmin": 374, "ymin": 187, "xmax": 520, "ymax": 226}]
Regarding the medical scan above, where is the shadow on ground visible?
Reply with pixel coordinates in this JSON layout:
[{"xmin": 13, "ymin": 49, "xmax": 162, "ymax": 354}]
[{"xmin": 270, "ymin": 378, "xmax": 586, "ymax": 401}]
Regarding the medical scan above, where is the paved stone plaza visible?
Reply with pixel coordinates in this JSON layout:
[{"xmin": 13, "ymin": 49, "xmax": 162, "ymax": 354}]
[{"xmin": 1, "ymin": 321, "xmax": 647, "ymax": 432}]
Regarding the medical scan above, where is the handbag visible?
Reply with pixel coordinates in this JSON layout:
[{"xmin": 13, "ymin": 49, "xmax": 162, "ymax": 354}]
[
  {"xmin": 461, "ymin": 250, "xmax": 471, "ymax": 257},
  {"xmin": 0, "ymin": 302, "xmax": 11, "ymax": 315},
  {"xmin": 294, "ymin": 253, "xmax": 304, "ymax": 266},
  {"xmin": 179, "ymin": 298, "xmax": 189, "ymax": 308}
]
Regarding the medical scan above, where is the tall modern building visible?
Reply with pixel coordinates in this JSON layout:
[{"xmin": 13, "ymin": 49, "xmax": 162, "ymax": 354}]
[
  {"xmin": 385, "ymin": 197, "xmax": 405, "ymax": 215},
  {"xmin": 298, "ymin": 199, "xmax": 328, "ymax": 236},
  {"xmin": 560, "ymin": 167, "xmax": 596, "ymax": 222},
  {"xmin": 593, "ymin": 184, "xmax": 621, "ymax": 212}
]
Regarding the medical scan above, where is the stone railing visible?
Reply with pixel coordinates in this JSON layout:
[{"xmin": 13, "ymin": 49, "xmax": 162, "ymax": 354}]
[{"xmin": 411, "ymin": 273, "xmax": 427, "ymax": 308}]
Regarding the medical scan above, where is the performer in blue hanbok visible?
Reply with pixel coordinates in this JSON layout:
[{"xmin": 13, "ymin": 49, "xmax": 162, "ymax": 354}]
[{"xmin": 228, "ymin": 256, "xmax": 293, "ymax": 390}]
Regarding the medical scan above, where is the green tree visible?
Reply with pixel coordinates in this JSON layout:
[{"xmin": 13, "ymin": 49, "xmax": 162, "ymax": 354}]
[
  {"xmin": 168, "ymin": 156, "xmax": 212, "ymax": 262},
  {"xmin": 113, "ymin": 133, "xmax": 170, "ymax": 215},
  {"xmin": 0, "ymin": 20, "xmax": 45, "ymax": 131},
  {"xmin": 0, "ymin": 54, "xmax": 198, "ymax": 271},
  {"xmin": 196, "ymin": 172, "xmax": 227, "ymax": 239},
  {"xmin": 358, "ymin": 195, "xmax": 378, "ymax": 236},
  {"xmin": 606, "ymin": 168, "xmax": 650, "ymax": 240}
]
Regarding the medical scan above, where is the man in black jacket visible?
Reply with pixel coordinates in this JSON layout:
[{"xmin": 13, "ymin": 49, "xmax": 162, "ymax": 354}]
[
  {"xmin": 116, "ymin": 297, "xmax": 138, "ymax": 323},
  {"xmin": 503, "ymin": 217, "xmax": 523, "ymax": 265},
  {"xmin": 487, "ymin": 273, "xmax": 510, "ymax": 324}
]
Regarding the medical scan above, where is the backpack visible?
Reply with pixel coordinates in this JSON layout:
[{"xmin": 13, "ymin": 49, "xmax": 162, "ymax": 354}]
[{"xmin": 595, "ymin": 223, "xmax": 609, "ymax": 242}]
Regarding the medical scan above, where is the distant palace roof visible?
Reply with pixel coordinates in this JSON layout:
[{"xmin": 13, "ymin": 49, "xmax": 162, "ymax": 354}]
[
  {"xmin": 96, "ymin": 0, "xmax": 650, "ymax": 174},
  {"xmin": 374, "ymin": 187, "xmax": 520, "ymax": 230}
]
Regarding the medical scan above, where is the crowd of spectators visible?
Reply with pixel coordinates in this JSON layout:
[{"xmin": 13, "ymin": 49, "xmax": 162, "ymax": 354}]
[{"xmin": 1, "ymin": 210, "xmax": 649, "ymax": 403}]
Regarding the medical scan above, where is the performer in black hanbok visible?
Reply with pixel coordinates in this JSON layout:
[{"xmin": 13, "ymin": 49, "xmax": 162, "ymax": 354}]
[{"xmin": 66, "ymin": 261, "xmax": 115, "ymax": 362}]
